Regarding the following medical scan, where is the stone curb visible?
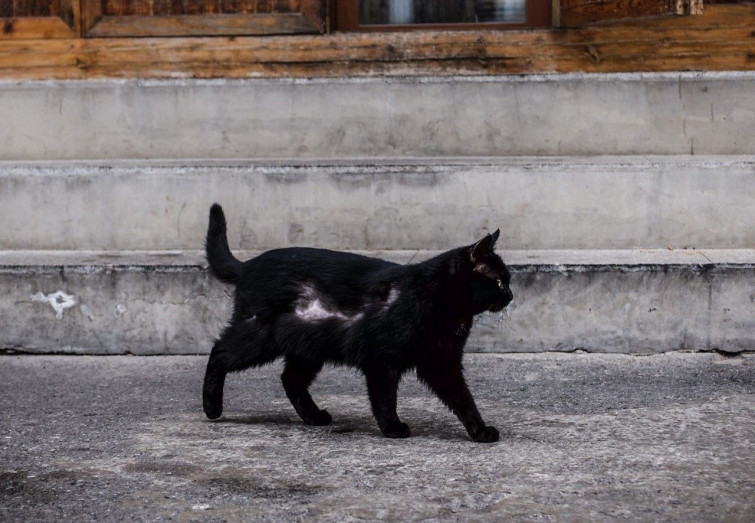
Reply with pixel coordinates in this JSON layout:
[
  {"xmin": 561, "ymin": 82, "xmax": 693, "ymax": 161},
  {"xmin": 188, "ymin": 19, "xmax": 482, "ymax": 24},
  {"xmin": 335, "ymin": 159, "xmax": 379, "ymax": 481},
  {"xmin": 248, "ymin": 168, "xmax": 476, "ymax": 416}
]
[{"xmin": 2, "ymin": 249, "xmax": 752, "ymax": 354}]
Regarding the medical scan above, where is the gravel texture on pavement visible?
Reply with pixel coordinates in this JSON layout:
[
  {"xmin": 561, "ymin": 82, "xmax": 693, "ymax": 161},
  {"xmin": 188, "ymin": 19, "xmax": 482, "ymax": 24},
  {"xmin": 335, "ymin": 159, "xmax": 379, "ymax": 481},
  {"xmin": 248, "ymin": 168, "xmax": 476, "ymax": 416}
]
[{"xmin": 1, "ymin": 353, "xmax": 753, "ymax": 521}]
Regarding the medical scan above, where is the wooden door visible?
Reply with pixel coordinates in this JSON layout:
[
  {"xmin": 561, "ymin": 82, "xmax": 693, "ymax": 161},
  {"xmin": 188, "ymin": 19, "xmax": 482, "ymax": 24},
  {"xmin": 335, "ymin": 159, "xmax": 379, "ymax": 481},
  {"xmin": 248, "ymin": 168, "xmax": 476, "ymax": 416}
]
[{"xmin": 81, "ymin": 0, "xmax": 325, "ymax": 36}]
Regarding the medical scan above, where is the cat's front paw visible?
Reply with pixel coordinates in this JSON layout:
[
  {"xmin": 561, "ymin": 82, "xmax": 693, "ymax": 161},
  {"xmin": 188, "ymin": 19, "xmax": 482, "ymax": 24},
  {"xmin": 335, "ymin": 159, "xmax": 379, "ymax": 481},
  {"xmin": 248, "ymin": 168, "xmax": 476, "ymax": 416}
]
[
  {"xmin": 381, "ymin": 421, "xmax": 411, "ymax": 439},
  {"xmin": 470, "ymin": 425, "xmax": 499, "ymax": 443}
]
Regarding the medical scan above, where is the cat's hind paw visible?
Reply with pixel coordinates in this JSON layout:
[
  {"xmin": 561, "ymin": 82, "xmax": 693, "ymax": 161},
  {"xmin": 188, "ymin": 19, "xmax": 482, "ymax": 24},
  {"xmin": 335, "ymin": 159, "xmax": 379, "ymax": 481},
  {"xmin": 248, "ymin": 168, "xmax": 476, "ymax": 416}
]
[
  {"xmin": 381, "ymin": 421, "xmax": 411, "ymax": 439},
  {"xmin": 307, "ymin": 409, "xmax": 333, "ymax": 426},
  {"xmin": 203, "ymin": 401, "xmax": 223, "ymax": 420},
  {"xmin": 470, "ymin": 425, "xmax": 499, "ymax": 443}
]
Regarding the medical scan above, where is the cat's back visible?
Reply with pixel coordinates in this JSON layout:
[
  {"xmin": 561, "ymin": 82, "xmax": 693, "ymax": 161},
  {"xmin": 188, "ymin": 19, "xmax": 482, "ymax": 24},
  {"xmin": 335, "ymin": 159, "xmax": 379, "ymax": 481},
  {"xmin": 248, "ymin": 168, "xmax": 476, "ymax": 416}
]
[
  {"xmin": 239, "ymin": 247, "xmax": 402, "ymax": 291},
  {"xmin": 251, "ymin": 246, "xmax": 395, "ymax": 274},
  {"xmin": 234, "ymin": 247, "xmax": 405, "ymax": 320}
]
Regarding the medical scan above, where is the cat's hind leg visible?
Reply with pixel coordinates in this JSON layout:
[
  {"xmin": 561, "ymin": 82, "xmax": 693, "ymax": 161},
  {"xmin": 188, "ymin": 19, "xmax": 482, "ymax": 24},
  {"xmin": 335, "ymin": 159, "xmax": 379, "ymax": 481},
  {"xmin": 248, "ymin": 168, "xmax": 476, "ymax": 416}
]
[
  {"xmin": 364, "ymin": 365, "xmax": 410, "ymax": 438},
  {"xmin": 280, "ymin": 357, "xmax": 332, "ymax": 426},
  {"xmin": 203, "ymin": 319, "xmax": 279, "ymax": 419}
]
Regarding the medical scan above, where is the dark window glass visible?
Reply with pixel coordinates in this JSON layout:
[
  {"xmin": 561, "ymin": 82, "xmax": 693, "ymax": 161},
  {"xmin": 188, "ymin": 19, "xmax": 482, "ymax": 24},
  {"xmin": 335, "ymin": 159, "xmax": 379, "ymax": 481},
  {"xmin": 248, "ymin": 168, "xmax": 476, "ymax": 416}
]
[{"xmin": 359, "ymin": 0, "xmax": 526, "ymax": 25}]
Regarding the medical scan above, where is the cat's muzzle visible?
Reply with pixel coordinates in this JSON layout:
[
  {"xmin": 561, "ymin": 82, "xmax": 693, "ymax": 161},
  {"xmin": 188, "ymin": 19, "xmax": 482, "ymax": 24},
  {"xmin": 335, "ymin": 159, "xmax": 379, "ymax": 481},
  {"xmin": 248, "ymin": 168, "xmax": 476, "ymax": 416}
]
[
  {"xmin": 489, "ymin": 298, "xmax": 513, "ymax": 313},
  {"xmin": 489, "ymin": 289, "xmax": 514, "ymax": 312}
]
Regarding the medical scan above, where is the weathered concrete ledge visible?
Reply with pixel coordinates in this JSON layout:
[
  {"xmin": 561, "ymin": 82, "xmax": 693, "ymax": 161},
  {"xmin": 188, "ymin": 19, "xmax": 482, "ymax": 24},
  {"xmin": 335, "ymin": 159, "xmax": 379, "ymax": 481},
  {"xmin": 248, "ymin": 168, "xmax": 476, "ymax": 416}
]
[
  {"xmin": 1, "ymin": 249, "xmax": 752, "ymax": 355},
  {"xmin": 1, "ymin": 73, "xmax": 754, "ymax": 160},
  {"xmin": 1, "ymin": 156, "xmax": 753, "ymax": 251}
]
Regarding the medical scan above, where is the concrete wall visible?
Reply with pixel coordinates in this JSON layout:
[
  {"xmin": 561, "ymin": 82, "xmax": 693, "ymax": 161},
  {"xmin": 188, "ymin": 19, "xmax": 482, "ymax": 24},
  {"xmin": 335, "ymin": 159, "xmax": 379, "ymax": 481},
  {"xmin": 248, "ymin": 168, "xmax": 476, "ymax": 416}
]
[
  {"xmin": 2, "ymin": 72, "xmax": 753, "ymax": 354},
  {"xmin": 2, "ymin": 250, "xmax": 752, "ymax": 354},
  {"xmin": 1, "ymin": 157, "xmax": 753, "ymax": 251},
  {"xmin": 2, "ymin": 72, "xmax": 754, "ymax": 161}
]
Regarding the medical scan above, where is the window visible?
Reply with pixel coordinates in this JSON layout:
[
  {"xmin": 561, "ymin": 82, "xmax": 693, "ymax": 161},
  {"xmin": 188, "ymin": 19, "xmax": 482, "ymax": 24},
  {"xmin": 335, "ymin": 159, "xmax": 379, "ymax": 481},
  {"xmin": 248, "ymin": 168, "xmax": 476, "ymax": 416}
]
[{"xmin": 334, "ymin": 0, "xmax": 552, "ymax": 30}]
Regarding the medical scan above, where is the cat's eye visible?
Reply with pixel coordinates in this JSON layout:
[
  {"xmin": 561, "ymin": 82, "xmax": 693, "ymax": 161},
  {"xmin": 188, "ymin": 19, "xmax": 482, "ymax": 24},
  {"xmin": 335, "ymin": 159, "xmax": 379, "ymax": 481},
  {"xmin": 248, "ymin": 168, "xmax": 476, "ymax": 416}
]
[{"xmin": 496, "ymin": 279, "xmax": 504, "ymax": 289}]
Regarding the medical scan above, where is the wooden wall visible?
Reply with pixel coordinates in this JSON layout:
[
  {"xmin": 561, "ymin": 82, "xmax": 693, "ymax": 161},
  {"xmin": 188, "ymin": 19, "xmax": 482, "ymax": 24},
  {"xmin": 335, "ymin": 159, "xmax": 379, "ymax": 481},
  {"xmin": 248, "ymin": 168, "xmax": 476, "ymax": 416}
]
[{"xmin": 0, "ymin": 2, "xmax": 752, "ymax": 79}]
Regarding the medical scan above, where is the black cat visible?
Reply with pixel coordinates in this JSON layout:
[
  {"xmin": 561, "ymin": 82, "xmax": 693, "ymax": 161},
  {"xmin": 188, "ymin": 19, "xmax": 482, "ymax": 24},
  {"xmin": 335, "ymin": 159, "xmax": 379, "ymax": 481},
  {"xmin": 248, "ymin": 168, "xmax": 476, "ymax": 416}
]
[{"xmin": 202, "ymin": 204, "xmax": 513, "ymax": 442}]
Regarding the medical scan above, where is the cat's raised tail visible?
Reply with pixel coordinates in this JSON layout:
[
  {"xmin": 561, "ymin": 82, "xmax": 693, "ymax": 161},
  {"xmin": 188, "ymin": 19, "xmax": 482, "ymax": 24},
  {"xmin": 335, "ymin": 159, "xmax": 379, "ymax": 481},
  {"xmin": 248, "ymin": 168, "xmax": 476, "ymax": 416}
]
[{"xmin": 205, "ymin": 204, "xmax": 243, "ymax": 285}]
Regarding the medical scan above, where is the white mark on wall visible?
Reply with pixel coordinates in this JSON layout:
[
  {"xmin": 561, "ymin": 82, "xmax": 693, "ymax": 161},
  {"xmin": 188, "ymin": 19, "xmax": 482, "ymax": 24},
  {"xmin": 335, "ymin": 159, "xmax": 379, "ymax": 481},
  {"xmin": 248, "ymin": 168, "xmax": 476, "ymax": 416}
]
[
  {"xmin": 80, "ymin": 304, "xmax": 95, "ymax": 322},
  {"xmin": 31, "ymin": 291, "xmax": 77, "ymax": 319},
  {"xmin": 114, "ymin": 303, "xmax": 127, "ymax": 318}
]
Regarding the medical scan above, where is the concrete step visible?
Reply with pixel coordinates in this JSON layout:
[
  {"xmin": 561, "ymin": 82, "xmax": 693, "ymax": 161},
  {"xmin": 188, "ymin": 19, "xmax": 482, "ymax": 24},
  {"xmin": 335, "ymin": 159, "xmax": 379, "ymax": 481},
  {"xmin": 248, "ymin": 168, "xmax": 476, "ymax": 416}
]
[
  {"xmin": 1, "ymin": 156, "xmax": 753, "ymax": 251},
  {"xmin": 2, "ymin": 72, "xmax": 754, "ymax": 160},
  {"xmin": 2, "ymin": 249, "xmax": 752, "ymax": 355}
]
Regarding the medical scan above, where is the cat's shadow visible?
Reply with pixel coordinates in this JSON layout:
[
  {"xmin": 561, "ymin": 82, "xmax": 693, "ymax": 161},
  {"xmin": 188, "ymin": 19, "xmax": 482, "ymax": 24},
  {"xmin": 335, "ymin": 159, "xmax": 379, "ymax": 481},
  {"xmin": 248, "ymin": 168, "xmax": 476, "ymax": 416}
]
[
  {"xmin": 207, "ymin": 412, "xmax": 493, "ymax": 443},
  {"xmin": 209, "ymin": 412, "xmax": 367, "ymax": 432},
  {"xmin": 211, "ymin": 413, "xmax": 302, "ymax": 426}
]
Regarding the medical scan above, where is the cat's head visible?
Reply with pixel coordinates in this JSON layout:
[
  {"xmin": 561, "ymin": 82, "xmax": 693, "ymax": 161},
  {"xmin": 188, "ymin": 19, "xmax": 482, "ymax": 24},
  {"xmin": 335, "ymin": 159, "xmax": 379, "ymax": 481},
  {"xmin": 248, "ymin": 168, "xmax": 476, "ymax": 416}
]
[{"xmin": 449, "ymin": 230, "xmax": 514, "ymax": 314}]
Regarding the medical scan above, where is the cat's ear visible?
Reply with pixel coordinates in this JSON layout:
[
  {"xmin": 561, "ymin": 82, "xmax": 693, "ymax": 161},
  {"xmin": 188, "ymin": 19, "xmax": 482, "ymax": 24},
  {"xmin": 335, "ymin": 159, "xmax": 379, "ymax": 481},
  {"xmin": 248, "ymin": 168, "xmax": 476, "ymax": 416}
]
[{"xmin": 470, "ymin": 229, "xmax": 500, "ymax": 262}]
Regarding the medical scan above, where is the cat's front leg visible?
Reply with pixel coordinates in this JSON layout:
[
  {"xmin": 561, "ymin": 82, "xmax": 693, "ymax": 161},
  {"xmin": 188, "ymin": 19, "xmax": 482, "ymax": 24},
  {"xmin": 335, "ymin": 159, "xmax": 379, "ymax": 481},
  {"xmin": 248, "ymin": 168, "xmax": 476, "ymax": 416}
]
[
  {"xmin": 364, "ymin": 365, "xmax": 410, "ymax": 438},
  {"xmin": 416, "ymin": 359, "xmax": 499, "ymax": 443}
]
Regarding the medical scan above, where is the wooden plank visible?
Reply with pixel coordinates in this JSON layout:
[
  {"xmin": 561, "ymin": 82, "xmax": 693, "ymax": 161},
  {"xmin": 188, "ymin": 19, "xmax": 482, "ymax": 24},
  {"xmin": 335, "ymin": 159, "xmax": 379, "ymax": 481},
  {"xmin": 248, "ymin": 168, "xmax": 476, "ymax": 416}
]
[
  {"xmin": 556, "ymin": 0, "xmax": 704, "ymax": 27},
  {"xmin": 0, "ymin": 17, "xmax": 75, "ymax": 39},
  {"xmin": 85, "ymin": 13, "xmax": 321, "ymax": 36},
  {"xmin": 85, "ymin": 0, "xmax": 322, "ymax": 36},
  {"xmin": 680, "ymin": 0, "xmax": 704, "ymax": 16},
  {"xmin": 12, "ymin": 0, "xmax": 54, "ymax": 17},
  {"xmin": 0, "ymin": 3, "xmax": 751, "ymax": 77},
  {"xmin": 1, "ymin": 1, "xmax": 77, "ymax": 39},
  {"xmin": 100, "ymin": 0, "xmax": 305, "ymax": 15},
  {"xmin": 181, "ymin": 0, "xmax": 221, "ymax": 15},
  {"xmin": 558, "ymin": 0, "xmax": 676, "ymax": 28},
  {"xmin": 103, "ymin": 1, "xmax": 129, "ymax": 16}
]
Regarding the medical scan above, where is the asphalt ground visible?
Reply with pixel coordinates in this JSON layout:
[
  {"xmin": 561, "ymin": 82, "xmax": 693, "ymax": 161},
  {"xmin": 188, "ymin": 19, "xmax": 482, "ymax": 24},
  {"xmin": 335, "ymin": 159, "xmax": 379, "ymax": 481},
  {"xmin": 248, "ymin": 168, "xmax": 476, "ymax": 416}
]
[{"xmin": 1, "ymin": 352, "xmax": 753, "ymax": 521}]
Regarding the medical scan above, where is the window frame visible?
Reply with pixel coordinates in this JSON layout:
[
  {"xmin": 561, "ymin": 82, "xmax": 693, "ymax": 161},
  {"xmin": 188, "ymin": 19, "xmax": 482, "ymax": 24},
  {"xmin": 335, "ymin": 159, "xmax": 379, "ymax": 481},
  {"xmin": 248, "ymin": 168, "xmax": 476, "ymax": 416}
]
[{"xmin": 332, "ymin": 0, "xmax": 553, "ymax": 32}]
